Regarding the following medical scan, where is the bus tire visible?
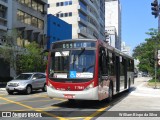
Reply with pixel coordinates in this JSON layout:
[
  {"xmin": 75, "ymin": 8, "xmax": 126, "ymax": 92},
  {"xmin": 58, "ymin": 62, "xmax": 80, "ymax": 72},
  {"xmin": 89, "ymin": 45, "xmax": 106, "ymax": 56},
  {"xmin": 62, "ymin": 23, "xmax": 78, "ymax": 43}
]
[{"xmin": 108, "ymin": 83, "xmax": 113, "ymax": 102}]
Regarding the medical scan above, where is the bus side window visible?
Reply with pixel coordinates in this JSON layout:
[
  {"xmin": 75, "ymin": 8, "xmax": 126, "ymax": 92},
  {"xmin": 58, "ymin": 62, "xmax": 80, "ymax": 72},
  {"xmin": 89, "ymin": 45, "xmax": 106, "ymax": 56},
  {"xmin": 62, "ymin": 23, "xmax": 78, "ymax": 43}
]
[
  {"xmin": 99, "ymin": 47, "xmax": 107, "ymax": 76},
  {"xmin": 108, "ymin": 51, "xmax": 115, "ymax": 76}
]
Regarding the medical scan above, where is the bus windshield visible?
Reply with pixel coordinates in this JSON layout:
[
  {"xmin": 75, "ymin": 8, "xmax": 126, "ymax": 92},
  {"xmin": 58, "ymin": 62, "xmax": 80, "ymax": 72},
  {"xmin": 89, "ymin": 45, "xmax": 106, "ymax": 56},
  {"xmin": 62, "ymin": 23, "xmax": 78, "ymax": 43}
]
[{"xmin": 49, "ymin": 49, "xmax": 95, "ymax": 79}]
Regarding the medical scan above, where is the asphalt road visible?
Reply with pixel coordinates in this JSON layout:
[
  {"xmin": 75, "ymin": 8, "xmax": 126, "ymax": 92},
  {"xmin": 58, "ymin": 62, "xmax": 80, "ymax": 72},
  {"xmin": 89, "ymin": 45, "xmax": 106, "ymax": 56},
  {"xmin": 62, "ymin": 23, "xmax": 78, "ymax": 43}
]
[{"xmin": 0, "ymin": 77, "xmax": 160, "ymax": 120}]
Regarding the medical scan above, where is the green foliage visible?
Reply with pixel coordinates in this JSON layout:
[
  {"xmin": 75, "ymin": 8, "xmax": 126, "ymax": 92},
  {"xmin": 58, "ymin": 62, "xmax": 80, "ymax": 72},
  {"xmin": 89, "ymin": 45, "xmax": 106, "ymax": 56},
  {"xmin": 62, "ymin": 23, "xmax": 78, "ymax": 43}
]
[
  {"xmin": 0, "ymin": 29, "xmax": 18, "ymax": 69},
  {"xmin": 16, "ymin": 42, "xmax": 48, "ymax": 73},
  {"xmin": 133, "ymin": 28, "xmax": 160, "ymax": 77}
]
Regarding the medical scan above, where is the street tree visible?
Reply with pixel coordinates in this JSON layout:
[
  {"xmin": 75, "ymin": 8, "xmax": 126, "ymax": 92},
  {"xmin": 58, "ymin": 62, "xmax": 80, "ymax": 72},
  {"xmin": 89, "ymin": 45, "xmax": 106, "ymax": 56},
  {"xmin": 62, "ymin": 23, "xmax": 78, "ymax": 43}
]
[
  {"xmin": 16, "ymin": 41, "xmax": 48, "ymax": 73},
  {"xmin": 0, "ymin": 29, "xmax": 19, "ymax": 71},
  {"xmin": 133, "ymin": 28, "xmax": 160, "ymax": 77}
]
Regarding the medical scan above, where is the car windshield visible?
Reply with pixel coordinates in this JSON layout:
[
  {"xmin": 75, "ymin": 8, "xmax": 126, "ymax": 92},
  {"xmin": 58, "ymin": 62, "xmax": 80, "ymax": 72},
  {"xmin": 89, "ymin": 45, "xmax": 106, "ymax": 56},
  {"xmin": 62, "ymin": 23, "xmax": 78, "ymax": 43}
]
[
  {"xmin": 15, "ymin": 74, "xmax": 33, "ymax": 80},
  {"xmin": 49, "ymin": 49, "xmax": 95, "ymax": 79}
]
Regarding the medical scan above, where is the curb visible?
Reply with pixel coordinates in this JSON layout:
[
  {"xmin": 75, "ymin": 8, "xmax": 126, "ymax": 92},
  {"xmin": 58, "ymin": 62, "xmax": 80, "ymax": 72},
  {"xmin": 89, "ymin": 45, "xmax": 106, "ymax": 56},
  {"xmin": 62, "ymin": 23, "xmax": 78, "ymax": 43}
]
[{"xmin": 0, "ymin": 88, "xmax": 6, "ymax": 91}]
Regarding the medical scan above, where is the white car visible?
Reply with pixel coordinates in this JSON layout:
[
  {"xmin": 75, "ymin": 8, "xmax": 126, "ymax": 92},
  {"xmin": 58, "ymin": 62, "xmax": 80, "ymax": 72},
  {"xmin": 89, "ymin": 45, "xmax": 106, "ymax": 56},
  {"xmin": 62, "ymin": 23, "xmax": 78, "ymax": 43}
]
[{"xmin": 6, "ymin": 72, "xmax": 46, "ymax": 95}]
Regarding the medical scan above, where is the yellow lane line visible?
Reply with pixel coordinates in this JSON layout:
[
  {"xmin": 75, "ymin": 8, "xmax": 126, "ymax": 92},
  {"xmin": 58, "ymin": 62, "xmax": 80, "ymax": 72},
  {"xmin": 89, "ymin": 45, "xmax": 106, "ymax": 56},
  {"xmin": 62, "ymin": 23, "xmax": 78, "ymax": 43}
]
[
  {"xmin": 0, "ymin": 103, "xmax": 10, "ymax": 105},
  {"xmin": 67, "ymin": 117, "xmax": 85, "ymax": 120},
  {"xmin": 0, "ymin": 96, "xmax": 68, "ymax": 120},
  {"xmin": 20, "ymin": 99, "xmax": 53, "ymax": 102},
  {"xmin": 33, "ymin": 94, "xmax": 66, "ymax": 101},
  {"xmin": 83, "ymin": 105, "xmax": 110, "ymax": 120},
  {"xmin": 13, "ymin": 106, "xmax": 59, "ymax": 111},
  {"xmin": 53, "ymin": 98, "xmax": 67, "ymax": 101}
]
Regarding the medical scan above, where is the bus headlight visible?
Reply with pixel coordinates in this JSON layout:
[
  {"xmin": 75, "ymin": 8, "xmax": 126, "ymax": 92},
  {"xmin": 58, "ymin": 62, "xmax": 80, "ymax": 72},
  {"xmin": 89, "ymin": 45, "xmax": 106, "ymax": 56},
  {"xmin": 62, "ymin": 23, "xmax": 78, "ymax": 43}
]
[
  {"xmin": 84, "ymin": 82, "xmax": 94, "ymax": 90},
  {"xmin": 48, "ymin": 81, "xmax": 55, "ymax": 90}
]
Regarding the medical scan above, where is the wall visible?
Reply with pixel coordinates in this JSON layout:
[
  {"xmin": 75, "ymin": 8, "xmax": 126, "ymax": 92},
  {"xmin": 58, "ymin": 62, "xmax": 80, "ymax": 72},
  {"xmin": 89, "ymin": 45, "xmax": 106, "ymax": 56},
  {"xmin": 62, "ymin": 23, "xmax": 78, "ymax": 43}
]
[{"xmin": 47, "ymin": 14, "xmax": 72, "ymax": 49}]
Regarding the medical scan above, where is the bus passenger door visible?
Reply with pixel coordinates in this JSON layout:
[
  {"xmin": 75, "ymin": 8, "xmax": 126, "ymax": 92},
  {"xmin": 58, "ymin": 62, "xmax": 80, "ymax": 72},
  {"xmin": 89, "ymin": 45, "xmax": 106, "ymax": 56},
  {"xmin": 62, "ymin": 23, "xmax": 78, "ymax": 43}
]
[
  {"xmin": 98, "ymin": 47, "xmax": 108, "ymax": 100},
  {"xmin": 124, "ymin": 59, "xmax": 127, "ymax": 89},
  {"xmin": 116, "ymin": 56, "xmax": 120, "ymax": 92}
]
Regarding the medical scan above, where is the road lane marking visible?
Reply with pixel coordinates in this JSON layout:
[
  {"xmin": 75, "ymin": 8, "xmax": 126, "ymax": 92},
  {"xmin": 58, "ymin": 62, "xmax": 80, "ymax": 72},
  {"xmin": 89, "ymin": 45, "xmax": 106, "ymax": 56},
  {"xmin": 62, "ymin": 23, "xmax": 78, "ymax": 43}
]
[
  {"xmin": 0, "ymin": 96, "xmax": 68, "ymax": 120},
  {"xmin": 20, "ymin": 99, "xmax": 53, "ymax": 102},
  {"xmin": 33, "ymin": 94, "xmax": 67, "ymax": 101},
  {"xmin": 13, "ymin": 106, "xmax": 59, "ymax": 111},
  {"xmin": 67, "ymin": 117, "xmax": 85, "ymax": 120},
  {"xmin": 83, "ymin": 105, "xmax": 110, "ymax": 120}
]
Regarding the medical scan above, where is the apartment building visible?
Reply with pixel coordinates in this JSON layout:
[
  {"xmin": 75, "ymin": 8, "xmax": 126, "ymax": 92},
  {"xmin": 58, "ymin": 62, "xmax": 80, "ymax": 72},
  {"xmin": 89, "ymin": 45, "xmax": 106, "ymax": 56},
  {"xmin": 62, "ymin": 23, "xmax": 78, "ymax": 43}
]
[
  {"xmin": 0, "ymin": 0, "xmax": 48, "ymax": 77},
  {"xmin": 48, "ymin": 0, "xmax": 105, "ymax": 41},
  {"xmin": 14, "ymin": 0, "xmax": 48, "ymax": 48},
  {"xmin": 0, "ymin": 0, "xmax": 11, "ymax": 45},
  {"xmin": 105, "ymin": 0, "xmax": 121, "ymax": 50}
]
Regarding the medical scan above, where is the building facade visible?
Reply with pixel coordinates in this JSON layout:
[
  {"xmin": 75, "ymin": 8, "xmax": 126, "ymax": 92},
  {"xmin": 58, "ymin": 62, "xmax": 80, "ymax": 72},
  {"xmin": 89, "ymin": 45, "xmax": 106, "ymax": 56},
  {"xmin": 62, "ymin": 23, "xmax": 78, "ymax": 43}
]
[
  {"xmin": 105, "ymin": 0, "xmax": 121, "ymax": 50},
  {"xmin": 47, "ymin": 14, "xmax": 72, "ymax": 49},
  {"xmin": 0, "ymin": 0, "xmax": 12, "ymax": 45},
  {"xmin": 0, "ymin": 0, "xmax": 48, "ymax": 77},
  {"xmin": 48, "ymin": 0, "xmax": 105, "ymax": 41},
  {"xmin": 105, "ymin": 26, "xmax": 117, "ymax": 48},
  {"xmin": 121, "ymin": 41, "xmax": 131, "ymax": 56},
  {"xmin": 13, "ymin": 0, "xmax": 48, "ymax": 48}
]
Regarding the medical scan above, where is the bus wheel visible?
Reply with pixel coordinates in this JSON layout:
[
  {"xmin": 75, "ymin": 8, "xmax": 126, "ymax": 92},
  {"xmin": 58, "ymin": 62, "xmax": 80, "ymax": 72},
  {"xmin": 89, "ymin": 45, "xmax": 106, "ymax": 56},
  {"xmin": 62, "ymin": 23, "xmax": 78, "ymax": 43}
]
[{"xmin": 108, "ymin": 84, "xmax": 113, "ymax": 102}]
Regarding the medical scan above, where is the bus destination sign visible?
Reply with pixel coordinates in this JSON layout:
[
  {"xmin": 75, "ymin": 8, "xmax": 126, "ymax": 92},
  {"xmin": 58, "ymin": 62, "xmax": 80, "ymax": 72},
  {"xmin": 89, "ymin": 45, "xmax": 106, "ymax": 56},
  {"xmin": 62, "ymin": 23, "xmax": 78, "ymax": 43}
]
[{"xmin": 52, "ymin": 41, "xmax": 96, "ymax": 49}]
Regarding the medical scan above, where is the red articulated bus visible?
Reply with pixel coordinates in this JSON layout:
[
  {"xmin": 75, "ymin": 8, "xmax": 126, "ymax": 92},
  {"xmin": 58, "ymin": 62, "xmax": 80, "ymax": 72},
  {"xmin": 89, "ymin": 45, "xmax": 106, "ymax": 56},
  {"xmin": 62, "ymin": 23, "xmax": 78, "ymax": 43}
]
[{"xmin": 46, "ymin": 39, "xmax": 134, "ymax": 101}]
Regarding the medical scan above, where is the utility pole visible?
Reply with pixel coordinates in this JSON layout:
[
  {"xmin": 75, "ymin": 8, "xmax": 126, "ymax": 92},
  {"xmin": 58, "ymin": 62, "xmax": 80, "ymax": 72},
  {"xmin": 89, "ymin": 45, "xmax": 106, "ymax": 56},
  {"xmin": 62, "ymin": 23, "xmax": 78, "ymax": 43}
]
[{"xmin": 151, "ymin": 0, "xmax": 159, "ymax": 88}]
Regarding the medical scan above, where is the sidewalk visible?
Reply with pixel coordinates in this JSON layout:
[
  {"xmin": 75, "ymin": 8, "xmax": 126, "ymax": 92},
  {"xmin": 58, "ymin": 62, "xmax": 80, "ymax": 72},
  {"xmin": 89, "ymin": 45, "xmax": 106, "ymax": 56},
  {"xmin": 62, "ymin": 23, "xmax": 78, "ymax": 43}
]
[{"xmin": 96, "ymin": 77, "xmax": 160, "ymax": 120}]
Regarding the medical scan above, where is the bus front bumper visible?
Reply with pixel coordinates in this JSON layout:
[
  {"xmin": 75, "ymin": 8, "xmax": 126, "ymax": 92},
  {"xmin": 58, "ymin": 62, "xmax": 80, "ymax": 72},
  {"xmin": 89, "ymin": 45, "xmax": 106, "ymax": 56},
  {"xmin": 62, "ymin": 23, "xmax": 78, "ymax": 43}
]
[{"xmin": 47, "ymin": 86, "xmax": 99, "ymax": 100}]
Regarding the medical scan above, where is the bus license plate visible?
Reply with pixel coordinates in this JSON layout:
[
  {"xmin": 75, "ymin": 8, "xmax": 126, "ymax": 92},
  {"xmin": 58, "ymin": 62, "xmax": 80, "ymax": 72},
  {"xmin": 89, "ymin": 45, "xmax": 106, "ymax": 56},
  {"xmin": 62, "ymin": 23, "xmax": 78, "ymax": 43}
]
[{"xmin": 64, "ymin": 94, "xmax": 74, "ymax": 99}]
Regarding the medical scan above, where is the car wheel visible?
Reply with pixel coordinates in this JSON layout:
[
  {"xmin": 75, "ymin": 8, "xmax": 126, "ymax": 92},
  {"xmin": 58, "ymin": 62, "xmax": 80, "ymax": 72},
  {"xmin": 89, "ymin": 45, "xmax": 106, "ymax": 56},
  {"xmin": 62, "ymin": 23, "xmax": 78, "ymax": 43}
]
[
  {"xmin": 26, "ymin": 86, "xmax": 32, "ymax": 95},
  {"xmin": 8, "ymin": 91, "xmax": 13, "ymax": 95},
  {"xmin": 42, "ymin": 84, "xmax": 47, "ymax": 92}
]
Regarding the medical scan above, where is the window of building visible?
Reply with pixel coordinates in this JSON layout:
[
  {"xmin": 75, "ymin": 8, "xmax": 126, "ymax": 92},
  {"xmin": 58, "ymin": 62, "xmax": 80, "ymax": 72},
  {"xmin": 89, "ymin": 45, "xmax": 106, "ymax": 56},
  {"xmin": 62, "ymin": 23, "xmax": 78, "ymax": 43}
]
[
  {"xmin": 17, "ymin": 10, "xmax": 44, "ymax": 29},
  {"xmin": 53, "ymin": 22, "xmax": 56, "ymax": 25},
  {"xmin": 57, "ymin": 24, "xmax": 60, "ymax": 27},
  {"xmin": 56, "ymin": 1, "xmax": 72, "ymax": 7},
  {"xmin": 38, "ymin": 3, "xmax": 44, "ymax": 12},
  {"xmin": 69, "ymin": 12, "xmax": 72, "ymax": 16},
  {"xmin": 38, "ymin": 19, "xmax": 44, "ymax": 29},
  {"xmin": 24, "ymin": 13, "xmax": 31, "ymax": 25},
  {"xmin": 79, "ymin": 11, "xmax": 86, "ymax": 21},
  {"xmin": 19, "ymin": 0, "xmax": 25, "ymax": 4},
  {"xmin": 31, "ymin": 16, "xmax": 38, "ymax": 27},
  {"xmin": 32, "ymin": 0, "xmax": 38, "ymax": 11},
  {"xmin": 25, "ymin": 0, "xmax": 31, "ymax": 7},
  {"xmin": 69, "ymin": 1, "xmax": 72, "ymax": 5},
  {"xmin": 56, "ymin": 14, "xmax": 59, "ymax": 17},
  {"xmin": 65, "ymin": 13, "xmax": 68, "ymax": 17},
  {"xmin": 17, "ymin": 10, "xmax": 25, "ymax": 23},
  {"xmin": 60, "ymin": 2, "xmax": 63, "ymax": 6},
  {"xmin": 56, "ymin": 2, "xmax": 59, "ymax": 7},
  {"xmin": 60, "ymin": 13, "xmax": 63, "ymax": 17},
  {"xmin": 64, "ymin": 1, "xmax": 68, "ymax": 6},
  {"xmin": 0, "ymin": 5, "xmax": 6, "ymax": 18}
]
